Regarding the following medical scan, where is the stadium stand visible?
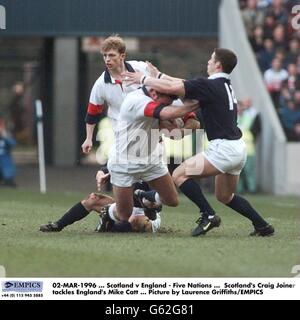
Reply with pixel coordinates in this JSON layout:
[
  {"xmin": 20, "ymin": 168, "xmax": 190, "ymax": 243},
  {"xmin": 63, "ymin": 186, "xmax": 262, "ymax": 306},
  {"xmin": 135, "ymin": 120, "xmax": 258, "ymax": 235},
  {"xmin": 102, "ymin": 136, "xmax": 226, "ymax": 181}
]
[
  {"xmin": 239, "ymin": 0, "xmax": 300, "ymax": 141},
  {"xmin": 220, "ymin": 0, "xmax": 300, "ymax": 194}
]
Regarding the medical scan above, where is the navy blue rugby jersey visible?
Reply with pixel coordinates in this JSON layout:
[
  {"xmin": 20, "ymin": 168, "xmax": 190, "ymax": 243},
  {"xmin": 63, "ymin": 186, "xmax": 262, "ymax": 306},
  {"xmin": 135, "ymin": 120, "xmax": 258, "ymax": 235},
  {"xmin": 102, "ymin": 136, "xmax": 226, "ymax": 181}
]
[{"xmin": 184, "ymin": 73, "xmax": 242, "ymax": 141}]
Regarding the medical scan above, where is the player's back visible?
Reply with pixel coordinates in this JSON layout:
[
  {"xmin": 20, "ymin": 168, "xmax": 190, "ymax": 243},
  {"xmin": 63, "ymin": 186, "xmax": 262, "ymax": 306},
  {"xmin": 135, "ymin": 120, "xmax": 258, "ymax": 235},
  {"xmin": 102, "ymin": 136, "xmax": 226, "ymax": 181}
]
[{"xmin": 185, "ymin": 75, "xmax": 242, "ymax": 141}]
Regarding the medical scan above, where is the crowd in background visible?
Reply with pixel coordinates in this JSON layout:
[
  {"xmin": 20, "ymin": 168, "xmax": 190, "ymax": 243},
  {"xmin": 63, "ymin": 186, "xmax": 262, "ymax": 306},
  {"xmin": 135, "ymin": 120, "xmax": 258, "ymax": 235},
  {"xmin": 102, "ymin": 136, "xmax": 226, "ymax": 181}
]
[{"xmin": 240, "ymin": 0, "xmax": 300, "ymax": 141}]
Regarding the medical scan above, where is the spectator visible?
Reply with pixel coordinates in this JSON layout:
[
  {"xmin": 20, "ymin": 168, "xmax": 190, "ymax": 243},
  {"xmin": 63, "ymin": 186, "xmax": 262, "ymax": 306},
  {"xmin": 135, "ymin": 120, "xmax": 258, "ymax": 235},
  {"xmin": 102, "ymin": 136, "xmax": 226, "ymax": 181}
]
[
  {"xmin": 0, "ymin": 118, "xmax": 17, "ymax": 187},
  {"xmin": 286, "ymin": 63, "xmax": 299, "ymax": 91},
  {"xmin": 279, "ymin": 95, "xmax": 300, "ymax": 141},
  {"xmin": 264, "ymin": 57, "xmax": 289, "ymax": 107},
  {"xmin": 242, "ymin": 0, "xmax": 265, "ymax": 36},
  {"xmin": 272, "ymin": 24, "xmax": 288, "ymax": 51},
  {"xmin": 258, "ymin": 38, "xmax": 275, "ymax": 71},
  {"xmin": 8, "ymin": 82, "xmax": 26, "ymax": 144},
  {"xmin": 237, "ymin": 98, "xmax": 260, "ymax": 194},
  {"xmin": 263, "ymin": 13, "xmax": 276, "ymax": 39},
  {"xmin": 286, "ymin": 38, "xmax": 300, "ymax": 65},
  {"xmin": 267, "ymin": 0, "xmax": 289, "ymax": 26},
  {"xmin": 274, "ymin": 47, "xmax": 287, "ymax": 68},
  {"xmin": 250, "ymin": 25, "xmax": 265, "ymax": 54},
  {"xmin": 257, "ymin": 0, "xmax": 272, "ymax": 10}
]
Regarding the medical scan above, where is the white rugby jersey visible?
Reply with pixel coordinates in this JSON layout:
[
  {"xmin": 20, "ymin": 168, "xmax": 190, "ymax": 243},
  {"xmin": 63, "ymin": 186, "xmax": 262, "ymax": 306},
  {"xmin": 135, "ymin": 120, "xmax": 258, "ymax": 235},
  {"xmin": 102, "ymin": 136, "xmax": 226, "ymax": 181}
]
[
  {"xmin": 108, "ymin": 88, "xmax": 165, "ymax": 173},
  {"xmin": 85, "ymin": 61, "xmax": 149, "ymax": 128}
]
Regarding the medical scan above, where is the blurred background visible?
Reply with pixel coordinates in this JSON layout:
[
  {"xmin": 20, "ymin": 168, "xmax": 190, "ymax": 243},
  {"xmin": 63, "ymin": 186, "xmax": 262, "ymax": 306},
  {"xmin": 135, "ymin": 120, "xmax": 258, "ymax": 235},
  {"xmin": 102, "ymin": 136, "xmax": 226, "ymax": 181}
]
[{"xmin": 0, "ymin": 0, "xmax": 299, "ymax": 195}]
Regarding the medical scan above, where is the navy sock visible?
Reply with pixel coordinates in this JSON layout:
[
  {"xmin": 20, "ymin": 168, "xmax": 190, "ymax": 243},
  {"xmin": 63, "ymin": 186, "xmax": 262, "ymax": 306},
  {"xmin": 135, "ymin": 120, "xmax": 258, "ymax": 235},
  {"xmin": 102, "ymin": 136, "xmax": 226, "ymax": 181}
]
[
  {"xmin": 56, "ymin": 202, "xmax": 90, "ymax": 229},
  {"xmin": 226, "ymin": 195, "xmax": 267, "ymax": 228},
  {"xmin": 179, "ymin": 179, "xmax": 215, "ymax": 216},
  {"xmin": 112, "ymin": 221, "xmax": 132, "ymax": 233}
]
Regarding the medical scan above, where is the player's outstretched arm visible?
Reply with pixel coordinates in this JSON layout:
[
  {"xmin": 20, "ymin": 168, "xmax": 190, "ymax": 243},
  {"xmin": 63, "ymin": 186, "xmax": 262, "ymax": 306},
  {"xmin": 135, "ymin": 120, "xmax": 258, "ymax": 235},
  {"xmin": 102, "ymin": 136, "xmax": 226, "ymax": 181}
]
[
  {"xmin": 146, "ymin": 61, "xmax": 183, "ymax": 82},
  {"xmin": 123, "ymin": 71, "xmax": 185, "ymax": 96},
  {"xmin": 159, "ymin": 100, "xmax": 199, "ymax": 121}
]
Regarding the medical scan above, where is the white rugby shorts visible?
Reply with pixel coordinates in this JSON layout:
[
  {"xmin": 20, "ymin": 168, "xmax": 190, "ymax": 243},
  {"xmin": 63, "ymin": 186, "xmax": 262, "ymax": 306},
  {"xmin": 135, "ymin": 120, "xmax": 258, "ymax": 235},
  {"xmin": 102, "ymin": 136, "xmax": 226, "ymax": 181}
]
[
  {"xmin": 108, "ymin": 162, "xmax": 168, "ymax": 187},
  {"xmin": 204, "ymin": 138, "xmax": 247, "ymax": 175}
]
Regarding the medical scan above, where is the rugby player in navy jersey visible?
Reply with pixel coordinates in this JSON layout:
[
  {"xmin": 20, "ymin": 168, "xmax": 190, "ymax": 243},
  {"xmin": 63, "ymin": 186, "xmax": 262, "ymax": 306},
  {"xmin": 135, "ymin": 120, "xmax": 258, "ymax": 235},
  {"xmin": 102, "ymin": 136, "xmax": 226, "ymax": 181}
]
[{"xmin": 124, "ymin": 49, "xmax": 274, "ymax": 237}]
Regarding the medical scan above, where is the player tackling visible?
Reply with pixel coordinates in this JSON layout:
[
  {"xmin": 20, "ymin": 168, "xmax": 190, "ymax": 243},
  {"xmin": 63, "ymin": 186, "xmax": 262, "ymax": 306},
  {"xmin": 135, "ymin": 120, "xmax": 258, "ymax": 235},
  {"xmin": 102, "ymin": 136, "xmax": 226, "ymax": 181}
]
[{"xmin": 124, "ymin": 48, "xmax": 274, "ymax": 237}]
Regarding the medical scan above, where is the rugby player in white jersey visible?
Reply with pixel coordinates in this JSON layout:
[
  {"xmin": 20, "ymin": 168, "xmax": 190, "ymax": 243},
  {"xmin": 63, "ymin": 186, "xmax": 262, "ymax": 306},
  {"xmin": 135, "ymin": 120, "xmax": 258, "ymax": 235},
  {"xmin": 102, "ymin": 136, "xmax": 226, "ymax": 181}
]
[{"xmin": 105, "ymin": 85, "xmax": 199, "ymax": 232}]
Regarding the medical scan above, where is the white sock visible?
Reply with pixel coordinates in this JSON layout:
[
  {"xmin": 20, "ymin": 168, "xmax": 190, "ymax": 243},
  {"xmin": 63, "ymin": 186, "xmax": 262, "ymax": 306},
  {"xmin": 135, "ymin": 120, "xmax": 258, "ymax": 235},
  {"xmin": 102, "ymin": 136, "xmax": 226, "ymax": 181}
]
[
  {"xmin": 155, "ymin": 192, "xmax": 162, "ymax": 205},
  {"xmin": 108, "ymin": 203, "xmax": 118, "ymax": 222}
]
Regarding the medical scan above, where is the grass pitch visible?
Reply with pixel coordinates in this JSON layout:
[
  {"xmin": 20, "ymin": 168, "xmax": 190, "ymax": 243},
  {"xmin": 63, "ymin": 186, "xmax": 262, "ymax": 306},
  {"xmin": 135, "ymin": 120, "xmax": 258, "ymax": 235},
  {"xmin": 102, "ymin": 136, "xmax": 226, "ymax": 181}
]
[{"xmin": 0, "ymin": 189, "xmax": 299, "ymax": 277}]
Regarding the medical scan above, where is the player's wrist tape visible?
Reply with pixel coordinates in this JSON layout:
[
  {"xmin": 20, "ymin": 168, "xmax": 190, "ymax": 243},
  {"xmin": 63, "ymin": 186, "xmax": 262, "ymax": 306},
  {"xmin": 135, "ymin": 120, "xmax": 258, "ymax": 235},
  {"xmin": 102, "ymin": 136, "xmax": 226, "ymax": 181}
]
[
  {"xmin": 183, "ymin": 112, "xmax": 197, "ymax": 123},
  {"xmin": 140, "ymin": 75, "xmax": 148, "ymax": 84}
]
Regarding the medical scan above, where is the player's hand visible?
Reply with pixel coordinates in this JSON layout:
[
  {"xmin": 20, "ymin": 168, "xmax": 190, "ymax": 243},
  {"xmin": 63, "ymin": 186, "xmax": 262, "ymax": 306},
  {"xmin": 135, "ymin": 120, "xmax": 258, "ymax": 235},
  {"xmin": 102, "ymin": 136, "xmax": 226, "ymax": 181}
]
[
  {"xmin": 96, "ymin": 170, "xmax": 110, "ymax": 191},
  {"xmin": 159, "ymin": 119, "xmax": 178, "ymax": 131},
  {"xmin": 146, "ymin": 61, "xmax": 160, "ymax": 78},
  {"xmin": 81, "ymin": 138, "xmax": 93, "ymax": 154},
  {"xmin": 184, "ymin": 118, "xmax": 200, "ymax": 130},
  {"xmin": 122, "ymin": 71, "xmax": 144, "ymax": 86}
]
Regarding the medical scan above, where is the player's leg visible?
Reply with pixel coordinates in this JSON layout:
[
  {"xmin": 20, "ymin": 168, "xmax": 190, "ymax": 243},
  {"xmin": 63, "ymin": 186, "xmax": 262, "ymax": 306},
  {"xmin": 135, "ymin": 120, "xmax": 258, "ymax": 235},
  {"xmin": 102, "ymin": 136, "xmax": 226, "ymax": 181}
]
[
  {"xmin": 144, "ymin": 173, "xmax": 179, "ymax": 207},
  {"xmin": 173, "ymin": 152, "xmax": 221, "ymax": 186},
  {"xmin": 214, "ymin": 173, "xmax": 238, "ymax": 204},
  {"xmin": 39, "ymin": 197, "xmax": 91, "ymax": 232},
  {"xmin": 110, "ymin": 185, "xmax": 134, "ymax": 232},
  {"xmin": 215, "ymin": 173, "xmax": 274, "ymax": 236},
  {"xmin": 39, "ymin": 192, "xmax": 115, "ymax": 232},
  {"xmin": 172, "ymin": 153, "xmax": 222, "ymax": 236},
  {"xmin": 113, "ymin": 185, "xmax": 134, "ymax": 220},
  {"xmin": 173, "ymin": 153, "xmax": 220, "ymax": 217},
  {"xmin": 83, "ymin": 193, "xmax": 114, "ymax": 212}
]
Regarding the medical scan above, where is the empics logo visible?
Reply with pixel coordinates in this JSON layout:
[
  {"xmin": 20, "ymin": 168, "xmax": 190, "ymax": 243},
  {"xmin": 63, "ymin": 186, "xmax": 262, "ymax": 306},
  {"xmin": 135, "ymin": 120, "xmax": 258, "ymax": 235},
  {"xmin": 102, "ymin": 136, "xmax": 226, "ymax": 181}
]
[
  {"xmin": 292, "ymin": 5, "xmax": 300, "ymax": 30},
  {"xmin": 0, "ymin": 5, "xmax": 6, "ymax": 30},
  {"xmin": 1, "ymin": 281, "xmax": 43, "ymax": 292}
]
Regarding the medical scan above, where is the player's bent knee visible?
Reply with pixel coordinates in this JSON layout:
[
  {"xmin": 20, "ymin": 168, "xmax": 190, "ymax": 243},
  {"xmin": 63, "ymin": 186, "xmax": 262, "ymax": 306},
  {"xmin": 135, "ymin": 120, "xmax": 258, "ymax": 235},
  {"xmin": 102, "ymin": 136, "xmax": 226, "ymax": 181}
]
[
  {"xmin": 82, "ymin": 193, "xmax": 99, "ymax": 210},
  {"xmin": 172, "ymin": 169, "xmax": 185, "ymax": 187},
  {"xmin": 165, "ymin": 196, "xmax": 179, "ymax": 207},
  {"xmin": 215, "ymin": 192, "xmax": 232, "ymax": 204}
]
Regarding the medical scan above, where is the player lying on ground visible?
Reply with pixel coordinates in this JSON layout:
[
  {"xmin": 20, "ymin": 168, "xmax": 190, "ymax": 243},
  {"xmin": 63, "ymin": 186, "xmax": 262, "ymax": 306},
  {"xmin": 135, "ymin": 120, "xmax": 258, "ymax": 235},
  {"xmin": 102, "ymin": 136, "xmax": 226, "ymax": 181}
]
[{"xmin": 39, "ymin": 179, "xmax": 162, "ymax": 233}]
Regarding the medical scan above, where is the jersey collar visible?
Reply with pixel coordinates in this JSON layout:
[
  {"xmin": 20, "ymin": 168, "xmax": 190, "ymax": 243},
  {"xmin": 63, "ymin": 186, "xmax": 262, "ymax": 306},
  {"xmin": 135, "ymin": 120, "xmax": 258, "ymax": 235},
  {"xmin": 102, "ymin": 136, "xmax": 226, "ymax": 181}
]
[
  {"xmin": 208, "ymin": 72, "xmax": 230, "ymax": 80},
  {"xmin": 142, "ymin": 85, "xmax": 150, "ymax": 97},
  {"xmin": 104, "ymin": 61, "xmax": 135, "ymax": 84}
]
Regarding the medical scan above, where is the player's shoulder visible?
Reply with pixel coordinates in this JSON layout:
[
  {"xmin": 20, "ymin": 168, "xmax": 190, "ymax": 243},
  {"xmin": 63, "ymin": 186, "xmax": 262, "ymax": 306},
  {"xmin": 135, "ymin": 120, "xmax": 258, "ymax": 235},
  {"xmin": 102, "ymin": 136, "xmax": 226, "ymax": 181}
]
[
  {"xmin": 126, "ymin": 60, "xmax": 147, "ymax": 72},
  {"xmin": 92, "ymin": 72, "xmax": 106, "ymax": 87},
  {"xmin": 124, "ymin": 88, "xmax": 152, "ymax": 106},
  {"xmin": 185, "ymin": 77, "xmax": 209, "ymax": 87}
]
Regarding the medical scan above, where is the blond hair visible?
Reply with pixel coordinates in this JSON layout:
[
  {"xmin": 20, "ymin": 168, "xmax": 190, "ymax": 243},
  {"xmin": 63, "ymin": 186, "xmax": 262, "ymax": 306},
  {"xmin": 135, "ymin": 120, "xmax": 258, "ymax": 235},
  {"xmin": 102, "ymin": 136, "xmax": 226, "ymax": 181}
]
[{"xmin": 101, "ymin": 34, "xmax": 126, "ymax": 54}]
